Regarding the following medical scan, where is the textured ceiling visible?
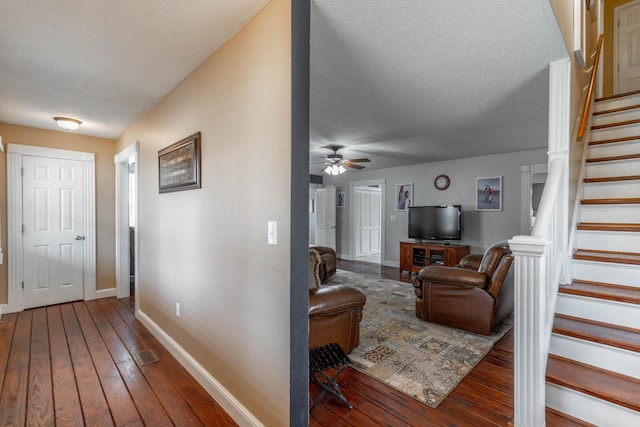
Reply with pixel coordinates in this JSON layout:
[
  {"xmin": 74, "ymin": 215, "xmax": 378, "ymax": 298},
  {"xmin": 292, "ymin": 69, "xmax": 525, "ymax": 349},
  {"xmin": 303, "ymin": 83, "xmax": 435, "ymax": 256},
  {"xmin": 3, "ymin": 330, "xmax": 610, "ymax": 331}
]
[
  {"xmin": 0, "ymin": 0, "xmax": 269, "ymax": 139},
  {"xmin": 310, "ymin": 0, "xmax": 568, "ymax": 174}
]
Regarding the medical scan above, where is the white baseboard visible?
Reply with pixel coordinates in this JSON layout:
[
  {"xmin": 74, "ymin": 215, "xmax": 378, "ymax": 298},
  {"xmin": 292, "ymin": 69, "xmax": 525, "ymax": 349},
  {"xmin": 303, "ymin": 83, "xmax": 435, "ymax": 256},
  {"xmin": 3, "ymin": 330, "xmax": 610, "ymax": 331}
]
[
  {"xmin": 135, "ymin": 310, "xmax": 262, "ymax": 427},
  {"xmin": 93, "ymin": 287, "xmax": 117, "ymax": 299},
  {"xmin": 337, "ymin": 252, "xmax": 352, "ymax": 260},
  {"xmin": 382, "ymin": 260, "xmax": 400, "ymax": 268},
  {"xmin": 0, "ymin": 304, "xmax": 6, "ymax": 315}
]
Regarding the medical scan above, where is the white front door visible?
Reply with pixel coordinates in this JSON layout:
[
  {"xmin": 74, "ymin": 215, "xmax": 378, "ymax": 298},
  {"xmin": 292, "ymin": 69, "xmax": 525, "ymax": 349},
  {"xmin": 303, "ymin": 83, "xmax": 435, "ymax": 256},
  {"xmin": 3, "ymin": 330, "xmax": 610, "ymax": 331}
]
[
  {"xmin": 616, "ymin": 0, "xmax": 640, "ymax": 94},
  {"xmin": 315, "ymin": 186, "xmax": 336, "ymax": 249},
  {"xmin": 22, "ymin": 155, "xmax": 85, "ymax": 308},
  {"xmin": 354, "ymin": 187, "xmax": 381, "ymax": 257}
]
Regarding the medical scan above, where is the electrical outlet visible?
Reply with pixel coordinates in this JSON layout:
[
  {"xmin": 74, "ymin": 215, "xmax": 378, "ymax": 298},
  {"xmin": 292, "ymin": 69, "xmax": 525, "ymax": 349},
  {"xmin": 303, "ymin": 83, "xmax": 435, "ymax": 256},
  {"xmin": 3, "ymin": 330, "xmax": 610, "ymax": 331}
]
[
  {"xmin": 176, "ymin": 302, "xmax": 180, "ymax": 317},
  {"xmin": 268, "ymin": 220, "xmax": 277, "ymax": 245}
]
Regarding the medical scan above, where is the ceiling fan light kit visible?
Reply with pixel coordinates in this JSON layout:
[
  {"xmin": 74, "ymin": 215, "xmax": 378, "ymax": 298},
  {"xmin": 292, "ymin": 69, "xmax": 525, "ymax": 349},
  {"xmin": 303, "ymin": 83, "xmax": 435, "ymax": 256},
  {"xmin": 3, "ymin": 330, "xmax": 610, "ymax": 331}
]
[
  {"xmin": 54, "ymin": 116, "xmax": 82, "ymax": 131},
  {"xmin": 322, "ymin": 145, "xmax": 370, "ymax": 175}
]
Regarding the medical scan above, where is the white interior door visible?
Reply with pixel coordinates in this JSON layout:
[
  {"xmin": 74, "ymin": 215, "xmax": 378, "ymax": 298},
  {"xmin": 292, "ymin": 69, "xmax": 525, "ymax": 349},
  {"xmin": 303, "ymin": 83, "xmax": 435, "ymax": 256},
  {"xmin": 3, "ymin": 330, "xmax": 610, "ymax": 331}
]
[
  {"xmin": 616, "ymin": 0, "xmax": 640, "ymax": 94},
  {"xmin": 23, "ymin": 155, "xmax": 85, "ymax": 308},
  {"xmin": 315, "ymin": 186, "xmax": 336, "ymax": 249},
  {"xmin": 354, "ymin": 187, "xmax": 381, "ymax": 257}
]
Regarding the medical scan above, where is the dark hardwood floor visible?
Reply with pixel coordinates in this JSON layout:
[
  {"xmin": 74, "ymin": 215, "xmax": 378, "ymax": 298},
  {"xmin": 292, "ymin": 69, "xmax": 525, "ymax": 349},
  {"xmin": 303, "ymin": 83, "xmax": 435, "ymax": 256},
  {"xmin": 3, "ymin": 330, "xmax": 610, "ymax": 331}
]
[{"xmin": 0, "ymin": 297, "xmax": 236, "ymax": 426}]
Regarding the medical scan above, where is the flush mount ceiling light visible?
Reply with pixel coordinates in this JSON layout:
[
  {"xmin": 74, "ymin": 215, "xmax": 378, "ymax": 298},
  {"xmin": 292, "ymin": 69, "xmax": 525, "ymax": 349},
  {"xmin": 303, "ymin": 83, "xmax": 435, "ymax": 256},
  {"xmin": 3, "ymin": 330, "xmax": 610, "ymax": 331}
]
[{"xmin": 54, "ymin": 116, "xmax": 82, "ymax": 130}]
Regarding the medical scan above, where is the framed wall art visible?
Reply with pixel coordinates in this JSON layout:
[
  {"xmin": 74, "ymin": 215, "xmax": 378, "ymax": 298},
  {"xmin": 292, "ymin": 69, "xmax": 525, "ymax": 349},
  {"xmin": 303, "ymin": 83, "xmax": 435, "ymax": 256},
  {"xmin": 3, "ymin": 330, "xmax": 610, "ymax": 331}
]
[
  {"xmin": 396, "ymin": 183, "xmax": 413, "ymax": 211},
  {"xmin": 158, "ymin": 132, "xmax": 201, "ymax": 193},
  {"xmin": 476, "ymin": 176, "xmax": 502, "ymax": 211}
]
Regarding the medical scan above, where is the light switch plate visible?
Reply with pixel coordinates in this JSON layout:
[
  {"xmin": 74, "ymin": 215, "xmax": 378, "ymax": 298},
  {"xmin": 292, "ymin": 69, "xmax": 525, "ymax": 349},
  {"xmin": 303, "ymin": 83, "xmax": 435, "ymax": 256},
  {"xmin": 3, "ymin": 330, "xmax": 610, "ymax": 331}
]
[{"xmin": 268, "ymin": 220, "xmax": 277, "ymax": 245}]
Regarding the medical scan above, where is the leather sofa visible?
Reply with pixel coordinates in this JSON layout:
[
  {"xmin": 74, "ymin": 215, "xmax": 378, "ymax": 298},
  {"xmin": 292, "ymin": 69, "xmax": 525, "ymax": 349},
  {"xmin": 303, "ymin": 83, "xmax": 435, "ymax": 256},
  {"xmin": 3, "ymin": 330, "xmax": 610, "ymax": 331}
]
[
  {"xmin": 310, "ymin": 246, "xmax": 337, "ymax": 283},
  {"xmin": 309, "ymin": 284, "xmax": 366, "ymax": 354},
  {"xmin": 412, "ymin": 241, "xmax": 514, "ymax": 335}
]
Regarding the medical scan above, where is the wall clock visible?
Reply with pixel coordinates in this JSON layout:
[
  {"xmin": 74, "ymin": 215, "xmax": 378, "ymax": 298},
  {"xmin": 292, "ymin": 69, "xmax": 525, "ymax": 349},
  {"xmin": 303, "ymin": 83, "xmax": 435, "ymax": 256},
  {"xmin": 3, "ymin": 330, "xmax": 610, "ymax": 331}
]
[{"xmin": 434, "ymin": 174, "xmax": 450, "ymax": 190}]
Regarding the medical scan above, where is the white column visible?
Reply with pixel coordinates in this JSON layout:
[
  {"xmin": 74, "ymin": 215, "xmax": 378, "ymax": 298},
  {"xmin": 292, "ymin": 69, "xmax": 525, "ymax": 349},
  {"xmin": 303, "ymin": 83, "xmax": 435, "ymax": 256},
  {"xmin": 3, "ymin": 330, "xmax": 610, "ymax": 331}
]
[{"xmin": 509, "ymin": 235, "xmax": 550, "ymax": 427}]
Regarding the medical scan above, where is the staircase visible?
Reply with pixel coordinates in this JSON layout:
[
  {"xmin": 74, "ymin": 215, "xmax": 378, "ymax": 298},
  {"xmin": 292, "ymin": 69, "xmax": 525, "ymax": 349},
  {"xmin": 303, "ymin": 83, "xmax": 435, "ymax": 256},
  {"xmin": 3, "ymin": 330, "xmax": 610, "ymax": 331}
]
[{"xmin": 545, "ymin": 91, "xmax": 640, "ymax": 426}]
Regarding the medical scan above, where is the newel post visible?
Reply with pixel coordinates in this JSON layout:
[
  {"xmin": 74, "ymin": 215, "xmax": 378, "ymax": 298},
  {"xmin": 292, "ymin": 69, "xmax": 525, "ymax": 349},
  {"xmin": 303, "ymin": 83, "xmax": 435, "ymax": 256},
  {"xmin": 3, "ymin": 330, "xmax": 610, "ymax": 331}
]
[{"xmin": 509, "ymin": 235, "xmax": 550, "ymax": 427}]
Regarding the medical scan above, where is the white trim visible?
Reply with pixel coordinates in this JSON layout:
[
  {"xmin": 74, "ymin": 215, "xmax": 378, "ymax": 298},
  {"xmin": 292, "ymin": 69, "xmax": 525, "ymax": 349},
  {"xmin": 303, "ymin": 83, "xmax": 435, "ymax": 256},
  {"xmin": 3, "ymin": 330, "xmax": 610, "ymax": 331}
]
[
  {"xmin": 94, "ymin": 287, "xmax": 118, "ymax": 299},
  {"xmin": 6, "ymin": 143, "xmax": 96, "ymax": 313},
  {"xmin": 0, "ymin": 305, "xmax": 7, "ymax": 315},
  {"xmin": 614, "ymin": 0, "xmax": 640, "ymax": 95},
  {"xmin": 114, "ymin": 142, "xmax": 139, "ymax": 305},
  {"xmin": 136, "ymin": 310, "xmax": 263, "ymax": 427}
]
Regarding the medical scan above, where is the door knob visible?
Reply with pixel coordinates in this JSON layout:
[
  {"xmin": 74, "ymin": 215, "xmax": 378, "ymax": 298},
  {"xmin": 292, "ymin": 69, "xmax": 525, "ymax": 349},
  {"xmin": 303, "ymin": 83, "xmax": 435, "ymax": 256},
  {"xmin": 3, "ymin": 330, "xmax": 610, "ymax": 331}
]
[{"xmin": 75, "ymin": 235, "xmax": 86, "ymax": 241}]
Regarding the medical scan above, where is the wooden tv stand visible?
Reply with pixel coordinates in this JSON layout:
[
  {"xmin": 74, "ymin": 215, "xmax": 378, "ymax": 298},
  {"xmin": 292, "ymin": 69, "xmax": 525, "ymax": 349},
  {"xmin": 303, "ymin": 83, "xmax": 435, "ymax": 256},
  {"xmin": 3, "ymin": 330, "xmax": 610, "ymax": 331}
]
[{"xmin": 399, "ymin": 241, "xmax": 470, "ymax": 274}]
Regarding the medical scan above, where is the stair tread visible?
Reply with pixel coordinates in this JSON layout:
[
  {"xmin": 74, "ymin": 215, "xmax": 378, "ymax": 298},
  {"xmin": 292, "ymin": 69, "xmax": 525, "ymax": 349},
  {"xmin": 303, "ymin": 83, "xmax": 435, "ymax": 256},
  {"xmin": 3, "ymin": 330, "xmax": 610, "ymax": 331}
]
[
  {"xmin": 594, "ymin": 103, "xmax": 640, "ymax": 116},
  {"xmin": 596, "ymin": 90, "xmax": 640, "ymax": 102},
  {"xmin": 581, "ymin": 197, "xmax": 640, "ymax": 204},
  {"xmin": 577, "ymin": 222, "xmax": 640, "ymax": 232},
  {"xmin": 589, "ymin": 135, "xmax": 640, "ymax": 145},
  {"xmin": 573, "ymin": 249, "xmax": 640, "ymax": 265},
  {"xmin": 546, "ymin": 354, "xmax": 640, "ymax": 412},
  {"xmin": 591, "ymin": 118, "xmax": 640, "ymax": 130},
  {"xmin": 560, "ymin": 280, "xmax": 640, "ymax": 305},
  {"xmin": 584, "ymin": 175, "xmax": 640, "ymax": 183},
  {"xmin": 553, "ymin": 313, "xmax": 640, "ymax": 353},
  {"xmin": 546, "ymin": 407, "xmax": 597, "ymax": 427},
  {"xmin": 586, "ymin": 153, "xmax": 640, "ymax": 163}
]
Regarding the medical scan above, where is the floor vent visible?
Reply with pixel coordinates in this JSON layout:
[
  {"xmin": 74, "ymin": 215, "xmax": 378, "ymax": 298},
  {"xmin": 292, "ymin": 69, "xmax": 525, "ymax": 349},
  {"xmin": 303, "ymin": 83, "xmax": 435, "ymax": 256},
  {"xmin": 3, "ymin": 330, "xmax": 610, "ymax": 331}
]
[{"xmin": 135, "ymin": 349, "xmax": 159, "ymax": 365}]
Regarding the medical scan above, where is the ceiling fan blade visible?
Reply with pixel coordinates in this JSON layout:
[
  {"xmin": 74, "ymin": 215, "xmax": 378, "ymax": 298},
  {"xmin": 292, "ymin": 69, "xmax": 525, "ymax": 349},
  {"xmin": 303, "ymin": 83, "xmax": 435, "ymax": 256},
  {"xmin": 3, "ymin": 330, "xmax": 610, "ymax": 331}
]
[
  {"xmin": 344, "ymin": 162, "xmax": 365, "ymax": 170},
  {"xmin": 346, "ymin": 158, "xmax": 370, "ymax": 163}
]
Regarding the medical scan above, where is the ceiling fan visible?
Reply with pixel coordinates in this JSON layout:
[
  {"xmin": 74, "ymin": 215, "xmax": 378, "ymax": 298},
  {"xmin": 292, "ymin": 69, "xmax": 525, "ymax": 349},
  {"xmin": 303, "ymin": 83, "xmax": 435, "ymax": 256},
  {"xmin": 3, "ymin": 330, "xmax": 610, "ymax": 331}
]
[{"xmin": 322, "ymin": 145, "xmax": 370, "ymax": 175}]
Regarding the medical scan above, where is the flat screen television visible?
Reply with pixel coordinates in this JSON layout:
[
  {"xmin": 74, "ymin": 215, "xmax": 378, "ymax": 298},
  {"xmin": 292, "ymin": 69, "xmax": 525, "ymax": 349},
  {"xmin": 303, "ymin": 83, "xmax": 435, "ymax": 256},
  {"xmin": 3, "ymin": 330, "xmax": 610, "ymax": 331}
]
[{"xmin": 408, "ymin": 205, "xmax": 463, "ymax": 241}]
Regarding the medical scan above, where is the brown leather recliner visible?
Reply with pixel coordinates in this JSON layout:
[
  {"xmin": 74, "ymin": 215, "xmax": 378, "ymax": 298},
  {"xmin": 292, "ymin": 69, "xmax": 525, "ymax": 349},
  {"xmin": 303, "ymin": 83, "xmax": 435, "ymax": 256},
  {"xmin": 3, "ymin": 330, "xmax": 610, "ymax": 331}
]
[
  {"xmin": 310, "ymin": 246, "xmax": 337, "ymax": 283},
  {"xmin": 309, "ymin": 284, "xmax": 366, "ymax": 354},
  {"xmin": 412, "ymin": 241, "xmax": 514, "ymax": 335}
]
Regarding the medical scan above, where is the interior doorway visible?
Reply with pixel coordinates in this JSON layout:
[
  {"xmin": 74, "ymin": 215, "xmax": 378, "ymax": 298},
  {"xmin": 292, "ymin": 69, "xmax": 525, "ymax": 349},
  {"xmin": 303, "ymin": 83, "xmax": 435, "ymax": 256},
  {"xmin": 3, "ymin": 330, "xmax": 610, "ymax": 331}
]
[
  {"xmin": 115, "ymin": 142, "xmax": 139, "ymax": 307},
  {"xmin": 350, "ymin": 179, "xmax": 385, "ymax": 264},
  {"xmin": 615, "ymin": 0, "xmax": 640, "ymax": 94}
]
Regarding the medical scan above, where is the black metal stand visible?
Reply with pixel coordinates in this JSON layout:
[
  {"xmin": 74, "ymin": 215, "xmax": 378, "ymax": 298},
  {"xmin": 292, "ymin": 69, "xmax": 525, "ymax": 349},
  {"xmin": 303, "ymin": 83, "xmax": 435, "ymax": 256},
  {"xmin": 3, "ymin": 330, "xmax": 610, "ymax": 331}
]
[{"xmin": 309, "ymin": 343, "xmax": 353, "ymax": 413}]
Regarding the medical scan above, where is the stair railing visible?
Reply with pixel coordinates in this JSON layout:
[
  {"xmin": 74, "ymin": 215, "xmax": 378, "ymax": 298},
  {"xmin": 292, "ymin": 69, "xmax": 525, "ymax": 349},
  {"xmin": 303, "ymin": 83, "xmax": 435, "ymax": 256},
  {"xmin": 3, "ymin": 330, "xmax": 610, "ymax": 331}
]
[{"xmin": 509, "ymin": 35, "xmax": 603, "ymax": 427}]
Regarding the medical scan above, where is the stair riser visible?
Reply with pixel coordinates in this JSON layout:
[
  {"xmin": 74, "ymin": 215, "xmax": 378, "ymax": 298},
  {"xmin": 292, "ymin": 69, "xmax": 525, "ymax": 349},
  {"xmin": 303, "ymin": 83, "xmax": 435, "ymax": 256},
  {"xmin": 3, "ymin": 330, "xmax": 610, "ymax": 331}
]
[
  {"xmin": 585, "ymin": 160, "xmax": 639, "ymax": 178},
  {"xmin": 556, "ymin": 292, "xmax": 640, "ymax": 328},
  {"xmin": 572, "ymin": 261, "xmax": 640, "ymax": 287},
  {"xmin": 583, "ymin": 181, "xmax": 640, "ymax": 199},
  {"xmin": 595, "ymin": 94, "xmax": 640, "ymax": 112},
  {"xmin": 580, "ymin": 204, "xmax": 640, "ymax": 223},
  {"xmin": 588, "ymin": 139, "xmax": 640, "ymax": 157},
  {"xmin": 590, "ymin": 123, "xmax": 640, "ymax": 140},
  {"xmin": 550, "ymin": 334, "xmax": 640, "ymax": 380},
  {"xmin": 576, "ymin": 230, "xmax": 640, "ymax": 253},
  {"xmin": 592, "ymin": 109, "xmax": 640, "ymax": 126},
  {"xmin": 546, "ymin": 384, "xmax": 640, "ymax": 426}
]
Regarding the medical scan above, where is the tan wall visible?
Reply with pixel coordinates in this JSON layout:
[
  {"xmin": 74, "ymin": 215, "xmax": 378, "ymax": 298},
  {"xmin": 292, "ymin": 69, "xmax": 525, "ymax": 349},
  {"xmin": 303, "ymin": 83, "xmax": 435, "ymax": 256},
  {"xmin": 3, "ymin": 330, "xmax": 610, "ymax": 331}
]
[
  {"xmin": 0, "ymin": 124, "xmax": 117, "ymax": 305},
  {"xmin": 603, "ymin": 0, "xmax": 636, "ymax": 96},
  {"xmin": 116, "ymin": 0, "xmax": 291, "ymax": 424}
]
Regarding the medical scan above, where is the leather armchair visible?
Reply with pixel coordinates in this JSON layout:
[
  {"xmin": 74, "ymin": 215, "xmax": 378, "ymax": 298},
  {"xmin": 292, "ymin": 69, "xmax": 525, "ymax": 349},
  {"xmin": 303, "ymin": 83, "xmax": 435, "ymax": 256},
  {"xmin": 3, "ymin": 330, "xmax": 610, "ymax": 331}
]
[
  {"xmin": 412, "ymin": 241, "xmax": 514, "ymax": 335},
  {"xmin": 309, "ymin": 284, "xmax": 366, "ymax": 354},
  {"xmin": 310, "ymin": 246, "xmax": 337, "ymax": 283}
]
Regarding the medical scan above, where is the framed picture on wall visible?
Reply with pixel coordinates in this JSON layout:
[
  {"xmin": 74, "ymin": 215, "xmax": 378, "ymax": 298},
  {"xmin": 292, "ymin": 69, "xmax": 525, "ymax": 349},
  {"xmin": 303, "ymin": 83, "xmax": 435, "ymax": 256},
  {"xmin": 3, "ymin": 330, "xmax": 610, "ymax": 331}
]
[
  {"xmin": 396, "ymin": 183, "xmax": 413, "ymax": 211},
  {"xmin": 476, "ymin": 176, "xmax": 502, "ymax": 211},
  {"xmin": 158, "ymin": 132, "xmax": 201, "ymax": 193}
]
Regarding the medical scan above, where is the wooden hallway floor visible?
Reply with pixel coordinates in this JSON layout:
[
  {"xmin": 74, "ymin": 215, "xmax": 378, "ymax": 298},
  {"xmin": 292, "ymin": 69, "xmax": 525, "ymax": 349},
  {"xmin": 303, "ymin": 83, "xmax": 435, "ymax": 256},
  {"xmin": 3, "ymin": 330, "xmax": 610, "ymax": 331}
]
[{"xmin": 0, "ymin": 297, "xmax": 235, "ymax": 426}]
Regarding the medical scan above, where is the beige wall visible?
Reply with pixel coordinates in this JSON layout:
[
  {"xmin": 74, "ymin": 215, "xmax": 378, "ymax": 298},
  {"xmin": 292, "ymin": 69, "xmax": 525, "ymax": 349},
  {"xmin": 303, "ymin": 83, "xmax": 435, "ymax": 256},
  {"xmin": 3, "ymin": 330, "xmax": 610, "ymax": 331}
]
[
  {"xmin": 0, "ymin": 123, "xmax": 117, "ymax": 305},
  {"xmin": 603, "ymin": 0, "xmax": 636, "ymax": 96},
  {"xmin": 116, "ymin": 0, "xmax": 291, "ymax": 424}
]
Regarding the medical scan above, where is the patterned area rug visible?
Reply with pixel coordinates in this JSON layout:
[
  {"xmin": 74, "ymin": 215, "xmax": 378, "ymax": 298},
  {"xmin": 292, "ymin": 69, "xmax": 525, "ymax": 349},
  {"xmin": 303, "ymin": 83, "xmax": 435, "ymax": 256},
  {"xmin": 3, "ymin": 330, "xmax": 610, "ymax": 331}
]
[{"xmin": 325, "ymin": 269, "xmax": 512, "ymax": 408}]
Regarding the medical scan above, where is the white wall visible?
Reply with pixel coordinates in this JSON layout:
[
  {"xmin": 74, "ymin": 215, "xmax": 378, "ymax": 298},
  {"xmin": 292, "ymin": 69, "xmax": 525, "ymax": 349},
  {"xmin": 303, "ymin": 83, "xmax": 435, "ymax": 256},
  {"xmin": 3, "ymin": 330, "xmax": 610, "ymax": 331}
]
[{"xmin": 333, "ymin": 148, "xmax": 548, "ymax": 262}]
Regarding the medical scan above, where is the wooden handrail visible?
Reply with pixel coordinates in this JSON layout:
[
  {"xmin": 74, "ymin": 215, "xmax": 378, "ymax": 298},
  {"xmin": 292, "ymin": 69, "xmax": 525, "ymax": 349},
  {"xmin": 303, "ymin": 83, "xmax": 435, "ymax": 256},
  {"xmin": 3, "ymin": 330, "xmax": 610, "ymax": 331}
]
[{"xmin": 577, "ymin": 34, "xmax": 605, "ymax": 142}]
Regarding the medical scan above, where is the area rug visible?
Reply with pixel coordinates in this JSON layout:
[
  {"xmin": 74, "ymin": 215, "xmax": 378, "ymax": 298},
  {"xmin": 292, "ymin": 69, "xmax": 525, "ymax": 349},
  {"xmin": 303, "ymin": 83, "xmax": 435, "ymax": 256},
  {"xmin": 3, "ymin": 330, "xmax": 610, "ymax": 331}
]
[{"xmin": 325, "ymin": 269, "xmax": 512, "ymax": 408}]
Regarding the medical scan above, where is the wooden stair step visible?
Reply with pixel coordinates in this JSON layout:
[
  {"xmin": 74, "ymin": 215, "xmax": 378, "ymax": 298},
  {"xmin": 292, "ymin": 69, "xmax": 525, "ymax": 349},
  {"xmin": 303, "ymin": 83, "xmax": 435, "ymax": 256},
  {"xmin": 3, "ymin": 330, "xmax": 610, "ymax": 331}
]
[
  {"xmin": 559, "ymin": 280, "xmax": 640, "ymax": 305},
  {"xmin": 573, "ymin": 249, "xmax": 640, "ymax": 265},
  {"xmin": 546, "ymin": 407, "xmax": 597, "ymax": 427},
  {"xmin": 553, "ymin": 314, "xmax": 640, "ymax": 353},
  {"xmin": 577, "ymin": 222, "xmax": 640, "ymax": 232},
  {"xmin": 593, "ymin": 103, "xmax": 640, "ymax": 116},
  {"xmin": 589, "ymin": 135, "xmax": 640, "ymax": 146},
  {"xmin": 584, "ymin": 175, "xmax": 640, "ymax": 183},
  {"xmin": 581, "ymin": 197, "xmax": 640, "ymax": 205},
  {"xmin": 546, "ymin": 354, "xmax": 640, "ymax": 412},
  {"xmin": 596, "ymin": 89, "xmax": 640, "ymax": 102},
  {"xmin": 586, "ymin": 153, "xmax": 640, "ymax": 163},
  {"xmin": 591, "ymin": 118, "xmax": 640, "ymax": 130}
]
